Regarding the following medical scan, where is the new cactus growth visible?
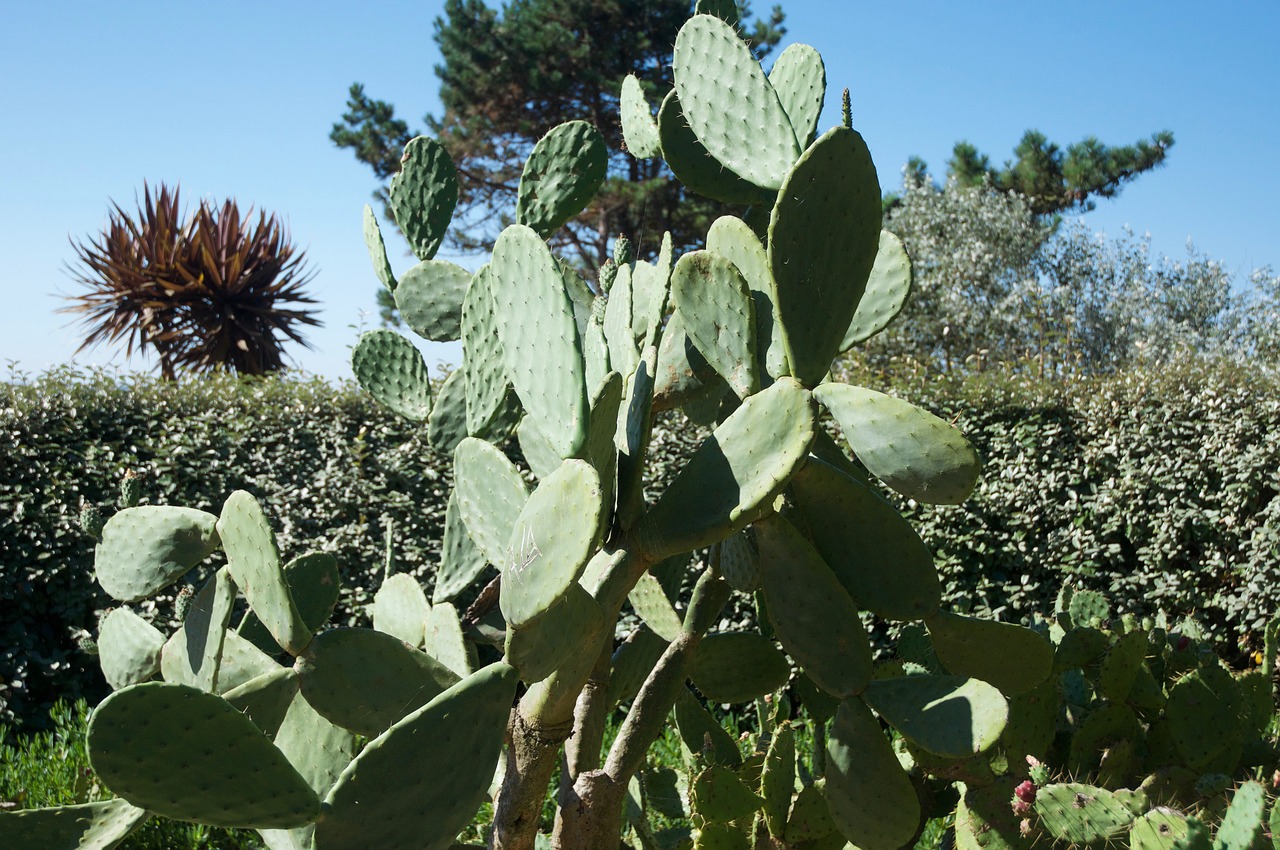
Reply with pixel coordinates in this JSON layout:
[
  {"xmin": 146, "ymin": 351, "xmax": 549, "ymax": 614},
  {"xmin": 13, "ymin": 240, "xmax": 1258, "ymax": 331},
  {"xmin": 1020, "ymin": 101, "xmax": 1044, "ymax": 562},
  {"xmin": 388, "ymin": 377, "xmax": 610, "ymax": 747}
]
[{"xmin": 18, "ymin": 10, "xmax": 1221, "ymax": 850}]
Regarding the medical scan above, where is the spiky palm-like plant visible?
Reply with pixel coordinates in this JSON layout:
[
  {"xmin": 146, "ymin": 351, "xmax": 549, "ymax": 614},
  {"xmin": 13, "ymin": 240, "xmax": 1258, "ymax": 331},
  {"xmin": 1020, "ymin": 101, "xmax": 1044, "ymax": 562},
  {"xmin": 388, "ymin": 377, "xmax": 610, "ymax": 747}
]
[{"xmin": 62, "ymin": 183, "xmax": 321, "ymax": 378}]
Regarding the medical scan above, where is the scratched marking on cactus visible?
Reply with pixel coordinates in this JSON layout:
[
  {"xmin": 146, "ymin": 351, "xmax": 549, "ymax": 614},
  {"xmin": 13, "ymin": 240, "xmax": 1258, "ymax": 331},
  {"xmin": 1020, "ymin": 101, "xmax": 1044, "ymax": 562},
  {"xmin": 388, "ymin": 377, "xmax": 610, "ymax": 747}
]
[{"xmin": 507, "ymin": 526, "xmax": 541, "ymax": 576}]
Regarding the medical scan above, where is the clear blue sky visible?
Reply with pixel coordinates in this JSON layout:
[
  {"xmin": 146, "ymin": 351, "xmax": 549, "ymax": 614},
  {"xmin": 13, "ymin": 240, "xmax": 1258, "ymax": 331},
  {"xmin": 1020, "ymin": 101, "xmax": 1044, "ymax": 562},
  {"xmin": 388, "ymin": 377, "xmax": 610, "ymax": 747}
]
[{"xmin": 2, "ymin": 1, "xmax": 1276, "ymax": 380}]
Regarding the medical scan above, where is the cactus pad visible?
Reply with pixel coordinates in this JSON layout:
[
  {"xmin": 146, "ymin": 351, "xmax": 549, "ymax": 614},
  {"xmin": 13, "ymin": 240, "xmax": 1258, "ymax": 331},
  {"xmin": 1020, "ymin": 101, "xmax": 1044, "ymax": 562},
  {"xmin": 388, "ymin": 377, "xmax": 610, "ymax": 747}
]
[
  {"xmin": 1165, "ymin": 666, "xmax": 1243, "ymax": 773},
  {"xmin": 97, "ymin": 605, "xmax": 166, "ymax": 690},
  {"xmin": 294, "ymin": 627, "xmax": 459, "ymax": 738},
  {"xmin": 816, "ymin": 383, "xmax": 981, "ymax": 505},
  {"xmin": 0, "ymin": 798, "xmax": 150, "ymax": 850},
  {"xmin": 362, "ymin": 203, "xmax": 397, "ymax": 291},
  {"xmin": 671, "ymin": 250, "xmax": 759, "ymax": 399},
  {"xmin": 755, "ymin": 512, "xmax": 871, "ymax": 698},
  {"xmin": 925, "ymin": 611, "xmax": 1053, "ymax": 696},
  {"xmin": 825, "ymin": 696, "xmax": 921, "ymax": 850},
  {"xmin": 620, "ymin": 74, "xmax": 661, "ymax": 159},
  {"xmin": 490, "ymin": 223, "xmax": 590, "ymax": 460},
  {"xmin": 790, "ymin": 455, "xmax": 940, "ymax": 621},
  {"xmin": 452, "ymin": 436, "xmax": 530, "ymax": 569},
  {"xmin": 239, "ymin": 552, "xmax": 341, "ymax": 654},
  {"xmin": 1130, "ymin": 809, "xmax": 1189, "ymax": 850},
  {"xmin": 653, "ymin": 309, "xmax": 724, "ymax": 411},
  {"xmin": 222, "ymin": 666, "xmax": 300, "ymax": 738},
  {"xmin": 768, "ymin": 43, "xmax": 826, "ymax": 150},
  {"xmin": 516, "ymin": 120, "xmax": 607, "ymax": 238},
  {"xmin": 607, "ymin": 626, "xmax": 669, "ymax": 707},
  {"xmin": 688, "ymin": 631, "xmax": 789, "ymax": 704},
  {"xmin": 394, "ymin": 259, "xmax": 471, "ymax": 342},
  {"xmin": 841, "ymin": 230, "xmax": 912, "ymax": 349},
  {"xmin": 760, "ymin": 724, "xmax": 795, "ymax": 837},
  {"xmin": 219, "ymin": 490, "xmax": 310, "ymax": 656},
  {"xmin": 87, "ymin": 682, "xmax": 319, "ymax": 828},
  {"xmin": 171, "ymin": 566, "xmax": 236, "ymax": 692},
  {"xmin": 863, "ymin": 675, "xmax": 1007, "ymax": 758},
  {"xmin": 162, "ymin": 628, "xmax": 279, "ymax": 694},
  {"xmin": 423, "ymin": 601, "xmax": 473, "ymax": 678},
  {"xmin": 500, "ymin": 459, "xmax": 603, "ymax": 627},
  {"xmin": 433, "ymin": 490, "xmax": 491, "ymax": 604},
  {"xmin": 505, "ymin": 582, "xmax": 605, "ymax": 683},
  {"xmin": 389, "ymin": 135, "xmax": 457, "ymax": 261},
  {"xmin": 636, "ymin": 377, "xmax": 814, "ymax": 560},
  {"xmin": 692, "ymin": 765, "xmax": 764, "ymax": 824},
  {"xmin": 314, "ymin": 663, "xmax": 518, "ymax": 850},
  {"xmin": 351, "ymin": 329, "xmax": 434, "ymax": 422},
  {"xmin": 673, "ymin": 14, "xmax": 799, "ymax": 191},
  {"xmin": 675, "ymin": 687, "xmax": 743, "ymax": 768},
  {"xmin": 371, "ymin": 572, "xmax": 429, "ymax": 647},
  {"xmin": 461, "ymin": 264, "xmax": 513, "ymax": 437},
  {"xmin": 1034, "ymin": 783, "xmax": 1135, "ymax": 846},
  {"xmin": 706, "ymin": 215, "xmax": 788, "ymax": 382},
  {"xmin": 629, "ymin": 570, "xmax": 683, "ymax": 642},
  {"xmin": 768, "ymin": 126, "xmax": 880, "ymax": 387},
  {"xmin": 94, "ymin": 506, "xmax": 219, "ymax": 601},
  {"xmin": 427, "ymin": 367, "xmax": 470, "ymax": 456}
]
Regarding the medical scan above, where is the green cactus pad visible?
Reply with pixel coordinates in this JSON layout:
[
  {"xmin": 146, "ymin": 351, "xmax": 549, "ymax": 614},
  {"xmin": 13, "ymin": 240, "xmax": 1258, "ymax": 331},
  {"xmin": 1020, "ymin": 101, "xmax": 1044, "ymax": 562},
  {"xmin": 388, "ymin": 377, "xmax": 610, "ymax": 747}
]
[
  {"xmin": 695, "ymin": 0, "xmax": 739, "ymax": 25},
  {"xmin": 790, "ymin": 455, "xmax": 941, "ymax": 621},
  {"xmin": 673, "ymin": 15, "xmax": 800, "ymax": 191},
  {"xmin": 784, "ymin": 781, "xmax": 840, "ymax": 844},
  {"xmin": 693, "ymin": 823, "xmax": 751, "ymax": 850},
  {"xmin": 688, "ymin": 632, "xmax": 789, "ymax": 704},
  {"xmin": 653, "ymin": 309, "xmax": 725, "ymax": 411},
  {"xmin": 1165, "ymin": 666, "xmax": 1243, "ymax": 773},
  {"xmin": 671, "ymin": 250, "xmax": 759, "ymax": 399},
  {"xmin": 585, "ymin": 370, "xmax": 624, "ymax": 507},
  {"xmin": 1214, "ymin": 782, "xmax": 1270, "ymax": 850},
  {"xmin": 768, "ymin": 126, "xmax": 880, "ymax": 387},
  {"xmin": 629, "ymin": 569, "xmax": 683, "ymax": 642},
  {"xmin": 863, "ymin": 675, "xmax": 1007, "ymax": 758},
  {"xmin": 162, "ymin": 628, "xmax": 279, "ymax": 694},
  {"xmin": 1001, "ymin": 676, "xmax": 1059, "ymax": 763},
  {"xmin": 500, "ymin": 459, "xmax": 603, "ymax": 628},
  {"xmin": 706, "ymin": 215, "xmax": 788, "ymax": 382},
  {"xmin": 170, "ymin": 566, "xmax": 236, "ymax": 692},
  {"xmin": 1068, "ymin": 589, "xmax": 1110, "ymax": 628},
  {"xmin": 423, "ymin": 602, "xmax": 473, "ymax": 678},
  {"xmin": 692, "ymin": 765, "xmax": 764, "ymax": 824},
  {"xmin": 584, "ymin": 304, "xmax": 611, "ymax": 395},
  {"xmin": 841, "ymin": 230, "xmax": 912, "ymax": 349},
  {"xmin": 97, "ymin": 605, "xmax": 165, "ymax": 690},
  {"xmin": 631, "ymin": 232, "xmax": 674, "ymax": 342},
  {"xmin": 453, "ymin": 436, "xmax": 530, "ymax": 568},
  {"xmin": 351, "ymin": 329, "xmax": 434, "ymax": 422},
  {"xmin": 389, "ymin": 135, "xmax": 457, "ymax": 262},
  {"xmin": 258, "ymin": 693, "xmax": 357, "ymax": 850},
  {"xmin": 88, "ymin": 682, "xmax": 319, "ymax": 828},
  {"xmin": 657, "ymin": 90, "xmax": 773, "ymax": 205},
  {"xmin": 825, "ymin": 696, "xmax": 921, "ymax": 850},
  {"xmin": 604, "ymin": 263, "xmax": 639, "ymax": 379},
  {"xmin": 371, "ymin": 572, "xmax": 429, "ymax": 647},
  {"xmin": 761, "ymin": 724, "xmax": 795, "ymax": 837},
  {"xmin": 1099, "ymin": 629, "xmax": 1148, "ymax": 701},
  {"xmin": 362, "ymin": 203, "xmax": 397, "ymax": 292},
  {"xmin": 768, "ymin": 43, "xmax": 825, "ymax": 149},
  {"xmin": 490, "ymin": 223, "xmax": 589, "ymax": 459},
  {"xmin": 239, "ymin": 552, "xmax": 341, "ymax": 655},
  {"xmin": 675, "ymin": 687, "xmax": 743, "ymax": 768},
  {"xmin": 314, "ymin": 662, "xmax": 518, "ymax": 850},
  {"xmin": 924, "ymin": 611, "xmax": 1053, "ymax": 696},
  {"xmin": 1054, "ymin": 626, "xmax": 1110, "ymax": 671},
  {"xmin": 637, "ymin": 377, "xmax": 815, "ymax": 561},
  {"xmin": 516, "ymin": 417, "xmax": 560, "ymax": 480},
  {"xmin": 0, "ymin": 798, "xmax": 150, "ymax": 850},
  {"xmin": 718, "ymin": 529, "xmax": 760, "ymax": 592},
  {"xmin": 815, "ymin": 383, "xmax": 981, "ymax": 505},
  {"xmin": 427, "ymin": 367, "xmax": 469, "ymax": 456},
  {"xmin": 223, "ymin": 666, "xmax": 300, "ymax": 738},
  {"xmin": 394, "ymin": 259, "xmax": 471, "ymax": 342},
  {"xmin": 756, "ymin": 512, "xmax": 871, "ymax": 698},
  {"xmin": 94, "ymin": 506, "xmax": 219, "ymax": 602},
  {"xmin": 461, "ymin": 265, "xmax": 513, "ymax": 437},
  {"xmin": 219, "ymin": 490, "xmax": 310, "ymax": 656},
  {"xmin": 516, "ymin": 120, "xmax": 607, "ymax": 238},
  {"xmin": 607, "ymin": 626, "xmax": 669, "ymax": 707},
  {"xmin": 433, "ymin": 490, "xmax": 491, "ymax": 604},
  {"xmin": 294, "ymin": 628, "xmax": 459, "ymax": 738},
  {"xmin": 1034, "ymin": 783, "xmax": 1135, "ymax": 846},
  {"xmin": 505, "ymin": 582, "xmax": 605, "ymax": 683},
  {"xmin": 1130, "ymin": 809, "xmax": 1189, "ymax": 850},
  {"xmin": 620, "ymin": 74, "xmax": 661, "ymax": 159}
]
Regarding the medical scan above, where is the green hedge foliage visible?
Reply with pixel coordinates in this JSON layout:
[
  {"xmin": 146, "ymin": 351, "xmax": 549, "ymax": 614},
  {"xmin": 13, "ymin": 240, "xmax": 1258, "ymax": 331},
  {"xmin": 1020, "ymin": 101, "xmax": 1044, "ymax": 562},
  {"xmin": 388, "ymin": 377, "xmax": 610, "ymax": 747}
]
[{"xmin": 2, "ymin": 363, "xmax": 1277, "ymax": 727}]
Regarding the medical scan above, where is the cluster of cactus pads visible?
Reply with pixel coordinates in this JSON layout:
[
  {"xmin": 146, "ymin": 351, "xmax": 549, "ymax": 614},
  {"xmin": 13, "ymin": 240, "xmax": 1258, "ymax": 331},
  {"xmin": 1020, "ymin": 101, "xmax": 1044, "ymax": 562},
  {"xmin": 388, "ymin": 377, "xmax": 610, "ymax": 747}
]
[{"xmin": 5, "ymin": 6, "xmax": 1277, "ymax": 850}]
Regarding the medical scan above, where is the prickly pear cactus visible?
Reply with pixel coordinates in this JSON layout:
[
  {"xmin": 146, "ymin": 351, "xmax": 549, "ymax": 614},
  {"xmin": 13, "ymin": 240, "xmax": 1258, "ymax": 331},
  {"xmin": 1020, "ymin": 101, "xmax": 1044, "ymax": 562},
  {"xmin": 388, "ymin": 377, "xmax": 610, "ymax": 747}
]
[{"xmin": 6, "ymin": 11, "xmax": 1110, "ymax": 850}]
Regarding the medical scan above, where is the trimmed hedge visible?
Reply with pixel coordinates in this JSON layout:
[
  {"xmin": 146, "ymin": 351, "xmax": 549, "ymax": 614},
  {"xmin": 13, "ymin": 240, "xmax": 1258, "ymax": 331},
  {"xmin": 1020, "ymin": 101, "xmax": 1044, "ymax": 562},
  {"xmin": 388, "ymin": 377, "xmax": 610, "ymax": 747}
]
[{"xmin": 2, "ymin": 363, "xmax": 1278, "ymax": 727}]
